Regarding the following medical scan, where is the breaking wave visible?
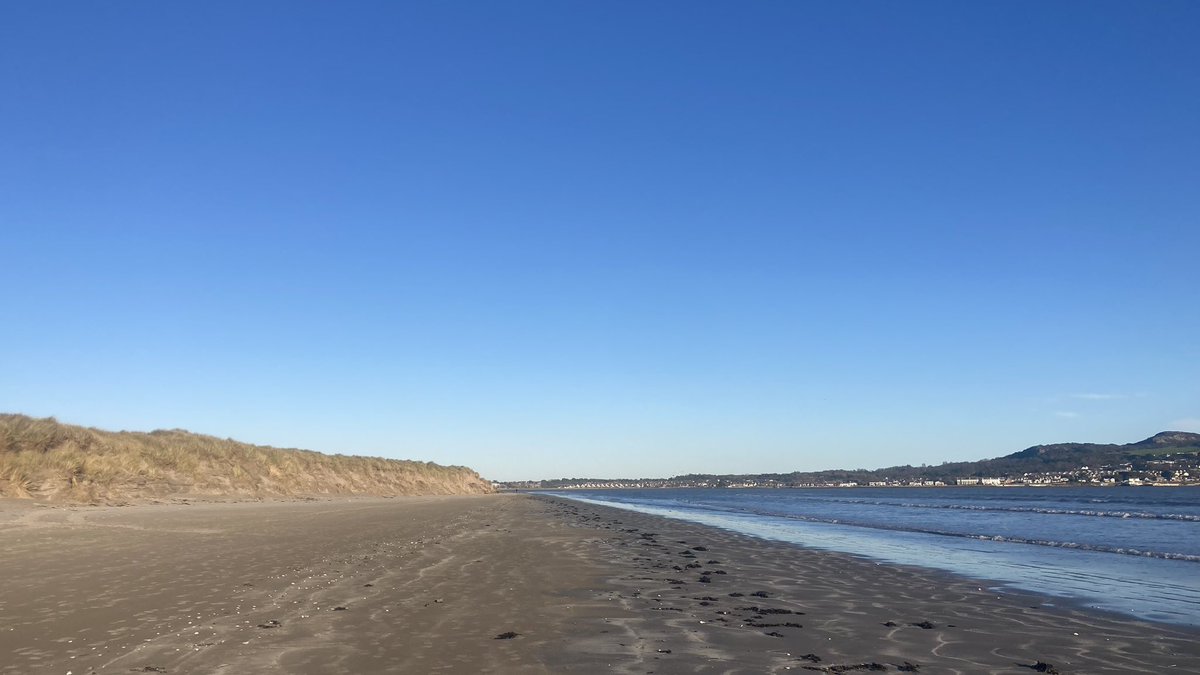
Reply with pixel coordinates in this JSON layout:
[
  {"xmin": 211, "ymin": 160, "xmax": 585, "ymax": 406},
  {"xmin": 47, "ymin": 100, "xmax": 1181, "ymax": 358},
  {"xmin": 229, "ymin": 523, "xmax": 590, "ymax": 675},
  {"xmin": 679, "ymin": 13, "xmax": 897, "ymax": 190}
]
[{"xmin": 770, "ymin": 496, "xmax": 1200, "ymax": 522}]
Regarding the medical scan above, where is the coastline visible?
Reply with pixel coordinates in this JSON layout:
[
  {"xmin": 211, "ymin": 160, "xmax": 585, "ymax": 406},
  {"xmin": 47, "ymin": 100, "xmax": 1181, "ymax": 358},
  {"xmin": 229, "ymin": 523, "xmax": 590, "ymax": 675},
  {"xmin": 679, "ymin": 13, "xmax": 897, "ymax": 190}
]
[
  {"xmin": 1, "ymin": 494, "xmax": 1196, "ymax": 673},
  {"xmin": 539, "ymin": 486, "xmax": 1200, "ymax": 628}
]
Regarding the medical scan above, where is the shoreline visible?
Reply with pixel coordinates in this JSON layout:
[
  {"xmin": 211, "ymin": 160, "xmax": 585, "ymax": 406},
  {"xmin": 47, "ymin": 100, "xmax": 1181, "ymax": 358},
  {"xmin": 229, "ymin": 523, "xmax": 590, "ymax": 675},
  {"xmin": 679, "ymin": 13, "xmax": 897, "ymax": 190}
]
[
  {"xmin": 504, "ymin": 483, "xmax": 1200, "ymax": 490},
  {"xmin": 541, "ymin": 489, "xmax": 1200, "ymax": 630},
  {"xmin": 1, "ymin": 494, "xmax": 1197, "ymax": 673},
  {"xmin": 532, "ymin": 495, "xmax": 1200, "ymax": 673}
]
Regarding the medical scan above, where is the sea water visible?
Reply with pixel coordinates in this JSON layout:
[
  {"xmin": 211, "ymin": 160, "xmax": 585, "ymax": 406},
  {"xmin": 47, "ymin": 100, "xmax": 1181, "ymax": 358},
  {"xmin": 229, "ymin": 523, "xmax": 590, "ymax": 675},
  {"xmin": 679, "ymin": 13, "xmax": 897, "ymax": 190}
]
[{"xmin": 543, "ymin": 486, "xmax": 1200, "ymax": 627}]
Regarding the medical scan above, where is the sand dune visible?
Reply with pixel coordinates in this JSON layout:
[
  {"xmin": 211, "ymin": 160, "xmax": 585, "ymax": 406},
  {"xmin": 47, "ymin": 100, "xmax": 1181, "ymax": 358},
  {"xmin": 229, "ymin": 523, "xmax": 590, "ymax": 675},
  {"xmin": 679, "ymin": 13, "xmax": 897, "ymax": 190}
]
[{"xmin": 0, "ymin": 414, "xmax": 492, "ymax": 503}]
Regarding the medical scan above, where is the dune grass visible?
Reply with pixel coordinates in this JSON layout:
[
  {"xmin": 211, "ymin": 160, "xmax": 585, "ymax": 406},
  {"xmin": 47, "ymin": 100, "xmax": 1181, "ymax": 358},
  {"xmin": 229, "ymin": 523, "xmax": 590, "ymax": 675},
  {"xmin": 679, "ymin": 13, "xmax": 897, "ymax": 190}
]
[{"xmin": 0, "ymin": 414, "xmax": 493, "ymax": 503}]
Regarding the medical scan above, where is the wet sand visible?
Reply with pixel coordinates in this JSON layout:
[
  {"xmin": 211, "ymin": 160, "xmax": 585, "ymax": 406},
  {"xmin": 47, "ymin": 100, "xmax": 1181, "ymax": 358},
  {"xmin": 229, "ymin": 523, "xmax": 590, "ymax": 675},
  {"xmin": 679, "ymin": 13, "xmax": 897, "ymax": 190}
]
[{"xmin": 1, "ymin": 493, "xmax": 1197, "ymax": 674}]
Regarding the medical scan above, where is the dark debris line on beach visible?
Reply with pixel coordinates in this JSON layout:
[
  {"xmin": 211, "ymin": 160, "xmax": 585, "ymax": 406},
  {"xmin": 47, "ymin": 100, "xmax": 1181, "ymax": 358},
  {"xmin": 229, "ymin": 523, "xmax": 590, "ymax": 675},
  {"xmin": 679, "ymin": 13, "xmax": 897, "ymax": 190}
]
[{"xmin": 535, "ymin": 496, "xmax": 938, "ymax": 673}]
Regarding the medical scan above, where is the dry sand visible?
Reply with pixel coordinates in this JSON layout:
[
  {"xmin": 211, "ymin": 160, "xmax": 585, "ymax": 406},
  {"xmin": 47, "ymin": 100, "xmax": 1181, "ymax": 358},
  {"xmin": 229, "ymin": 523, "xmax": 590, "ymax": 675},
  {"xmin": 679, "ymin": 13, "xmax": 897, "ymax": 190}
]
[{"xmin": 1, "ymin": 493, "xmax": 1197, "ymax": 674}]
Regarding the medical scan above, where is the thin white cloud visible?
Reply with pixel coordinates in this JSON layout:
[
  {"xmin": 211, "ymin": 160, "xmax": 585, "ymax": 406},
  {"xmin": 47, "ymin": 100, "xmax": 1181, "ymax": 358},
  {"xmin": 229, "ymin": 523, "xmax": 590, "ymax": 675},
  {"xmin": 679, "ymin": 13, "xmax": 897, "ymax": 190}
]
[
  {"xmin": 1070, "ymin": 393, "xmax": 1127, "ymax": 400},
  {"xmin": 1169, "ymin": 418, "xmax": 1200, "ymax": 432},
  {"xmin": 1055, "ymin": 411, "xmax": 1081, "ymax": 418}
]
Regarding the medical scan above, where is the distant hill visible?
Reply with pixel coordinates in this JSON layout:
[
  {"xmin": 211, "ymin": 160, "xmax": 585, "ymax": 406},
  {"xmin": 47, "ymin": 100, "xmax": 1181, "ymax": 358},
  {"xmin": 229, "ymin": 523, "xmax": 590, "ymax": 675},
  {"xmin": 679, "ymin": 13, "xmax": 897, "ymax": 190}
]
[
  {"xmin": 512, "ymin": 431, "xmax": 1200, "ymax": 488},
  {"xmin": 0, "ymin": 414, "xmax": 493, "ymax": 503},
  {"xmin": 980, "ymin": 431, "xmax": 1200, "ymax": 473}
]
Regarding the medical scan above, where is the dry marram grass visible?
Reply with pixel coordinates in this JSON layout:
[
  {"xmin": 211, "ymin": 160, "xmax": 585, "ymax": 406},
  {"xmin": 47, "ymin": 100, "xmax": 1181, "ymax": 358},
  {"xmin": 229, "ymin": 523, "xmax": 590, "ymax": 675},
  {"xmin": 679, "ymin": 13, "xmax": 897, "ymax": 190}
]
[{"xmin": 0, "ymin": 414, "xmax": 493, "ymax": 502}]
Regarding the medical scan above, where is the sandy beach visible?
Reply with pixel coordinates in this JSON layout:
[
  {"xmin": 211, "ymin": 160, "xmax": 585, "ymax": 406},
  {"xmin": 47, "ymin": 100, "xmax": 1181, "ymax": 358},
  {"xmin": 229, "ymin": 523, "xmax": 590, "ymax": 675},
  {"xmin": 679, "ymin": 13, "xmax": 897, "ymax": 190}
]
[{"xmin": 1, "ymin": 494, "xmax": 1197, "ymax": 674}]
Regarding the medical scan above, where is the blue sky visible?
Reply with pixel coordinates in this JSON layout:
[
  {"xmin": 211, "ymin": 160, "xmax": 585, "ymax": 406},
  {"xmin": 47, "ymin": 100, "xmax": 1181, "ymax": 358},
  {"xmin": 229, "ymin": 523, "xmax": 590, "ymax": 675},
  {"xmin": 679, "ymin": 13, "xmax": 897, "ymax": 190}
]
[{"xmin": 2, "ymin": 2, "xmax": 1197, "ymax": 481}]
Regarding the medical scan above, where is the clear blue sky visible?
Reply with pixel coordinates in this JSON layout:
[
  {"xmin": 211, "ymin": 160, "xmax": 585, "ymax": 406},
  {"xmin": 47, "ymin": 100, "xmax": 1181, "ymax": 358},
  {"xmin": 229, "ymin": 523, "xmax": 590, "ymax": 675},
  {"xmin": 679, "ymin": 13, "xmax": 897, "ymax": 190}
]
[{"xmin": 2, "ymin": 2, "xmax": 1197, "ymax": 481}]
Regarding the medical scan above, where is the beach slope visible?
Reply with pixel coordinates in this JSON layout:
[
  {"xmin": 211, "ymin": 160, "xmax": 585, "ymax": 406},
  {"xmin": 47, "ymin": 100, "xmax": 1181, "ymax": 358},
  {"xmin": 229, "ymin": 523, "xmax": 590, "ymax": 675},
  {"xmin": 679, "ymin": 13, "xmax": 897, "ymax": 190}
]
[{"xmin": 1, "ymin": 494, "xmax": 1196, "ymax": 674}]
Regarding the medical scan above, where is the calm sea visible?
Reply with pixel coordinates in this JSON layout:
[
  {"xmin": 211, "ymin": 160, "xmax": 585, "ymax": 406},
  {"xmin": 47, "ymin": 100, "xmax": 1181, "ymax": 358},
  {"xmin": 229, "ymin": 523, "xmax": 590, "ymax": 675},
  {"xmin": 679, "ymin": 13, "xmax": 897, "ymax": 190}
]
[{"xmin": 543, "ymin": 486, "xmax": 1200, "ymax": 627}]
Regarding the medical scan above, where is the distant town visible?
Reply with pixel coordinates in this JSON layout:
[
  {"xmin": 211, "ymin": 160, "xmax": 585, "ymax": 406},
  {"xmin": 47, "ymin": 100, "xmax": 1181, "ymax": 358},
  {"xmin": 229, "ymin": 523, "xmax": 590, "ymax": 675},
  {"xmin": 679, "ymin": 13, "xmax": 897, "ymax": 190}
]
[{"xmin": 499, "ymin": 431, "xmax": 1200, "ymax": 491}]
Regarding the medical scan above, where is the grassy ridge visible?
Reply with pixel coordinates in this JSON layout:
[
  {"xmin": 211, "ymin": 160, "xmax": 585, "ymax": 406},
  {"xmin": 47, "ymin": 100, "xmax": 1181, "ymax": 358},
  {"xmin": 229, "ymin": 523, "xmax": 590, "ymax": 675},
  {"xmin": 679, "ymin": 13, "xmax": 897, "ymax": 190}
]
[{"xmin": 0, "ymin": 414, "xmax": 493, "ymax": 503}]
